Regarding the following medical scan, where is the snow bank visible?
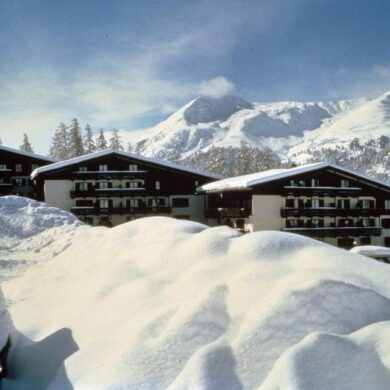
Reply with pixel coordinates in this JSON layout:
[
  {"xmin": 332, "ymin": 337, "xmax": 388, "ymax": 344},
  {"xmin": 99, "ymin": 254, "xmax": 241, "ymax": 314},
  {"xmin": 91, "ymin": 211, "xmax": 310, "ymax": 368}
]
[
  {"xmin": 0, "ymin": 287, "xmax": 12, "ymax": 351},
  {"xmin": 3, "ymin": 217, "xmax": 390, "ymax": 389},
  {"xmin": 351, "ymin": 245, "xmax": 390, "ymax": 258},
  {"xmin": 0, "ymin": 196, "xmax": 82, "ymax": 249}
]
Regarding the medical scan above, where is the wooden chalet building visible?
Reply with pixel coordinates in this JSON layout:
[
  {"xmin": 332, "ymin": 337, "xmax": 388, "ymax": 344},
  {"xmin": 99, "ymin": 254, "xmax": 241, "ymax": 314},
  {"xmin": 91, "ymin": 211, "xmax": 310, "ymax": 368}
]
[
  {"xmin": 0, "ymin": 145, "xmax": 55, "ymax": 198},
  {"xmin": 198, "ymin": 162, "xmax": 390, "ymax": 249},
  {"xmin": 32, "ymin": 149, "xmax": 222, "ymax": 226}
]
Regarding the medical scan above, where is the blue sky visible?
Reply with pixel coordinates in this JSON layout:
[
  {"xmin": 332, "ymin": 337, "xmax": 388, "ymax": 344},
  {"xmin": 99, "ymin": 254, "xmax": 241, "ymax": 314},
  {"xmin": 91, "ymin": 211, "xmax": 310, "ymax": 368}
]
[{"xmin": 1, "ymin": 0, "xmax": 390, "ymax": 152}]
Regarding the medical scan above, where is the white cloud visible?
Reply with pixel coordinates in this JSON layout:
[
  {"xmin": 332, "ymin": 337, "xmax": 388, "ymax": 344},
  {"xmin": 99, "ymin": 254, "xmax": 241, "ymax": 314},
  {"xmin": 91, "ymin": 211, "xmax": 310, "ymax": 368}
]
[
  {"xmin": 197, "ymin": 77, "xmax": 236, "ymax": 98},
  {"xmin": 373, "ymin": 65, "xmax": 390, "ymax": 78}
]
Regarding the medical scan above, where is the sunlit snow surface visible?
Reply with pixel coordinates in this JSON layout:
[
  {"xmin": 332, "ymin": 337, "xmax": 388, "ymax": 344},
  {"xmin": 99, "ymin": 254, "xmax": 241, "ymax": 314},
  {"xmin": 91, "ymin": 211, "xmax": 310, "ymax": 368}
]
[{"xmin": 1, "ymin": 198, "xmax": 390, "ymax": 389}]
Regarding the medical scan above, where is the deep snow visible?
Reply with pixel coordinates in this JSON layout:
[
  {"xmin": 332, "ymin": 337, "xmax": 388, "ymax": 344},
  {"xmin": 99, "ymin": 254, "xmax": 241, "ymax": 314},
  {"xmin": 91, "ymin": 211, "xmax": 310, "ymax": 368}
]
[{"xmin": 1, "ymin": 203, "xmax": 389, "ymax": 389}]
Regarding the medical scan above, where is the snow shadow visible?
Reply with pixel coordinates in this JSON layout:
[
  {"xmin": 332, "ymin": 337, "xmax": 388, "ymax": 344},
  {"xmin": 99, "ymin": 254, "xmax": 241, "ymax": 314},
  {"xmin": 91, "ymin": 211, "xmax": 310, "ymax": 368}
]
[{"xmin": 3, "ymin": 327, "xmax": 78, "ymax": 389}]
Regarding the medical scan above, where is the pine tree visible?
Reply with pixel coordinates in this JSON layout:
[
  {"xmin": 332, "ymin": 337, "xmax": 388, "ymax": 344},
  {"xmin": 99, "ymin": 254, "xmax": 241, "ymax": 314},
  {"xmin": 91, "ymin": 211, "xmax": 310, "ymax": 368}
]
[
  {"xmin": 20, "ymin": 133, "xmax": 34, "ymax": 152},
  {"xmin": 68, "ymin": 118, "xmax": 84, "ymax": 158},
  {"xmin": 83, "ymin": 123, "xmax": 96, "ymax": 154},
  {"xmin": 49, "ymin": 122, "xmax": 68, "ymax": 160},
  {"xmin": 96, "ymin": 129, "xmax": 108, "ymax": 150},
  {"xmin": 109, "ymin": 129, "xmax": 124, "ymax": 151}
]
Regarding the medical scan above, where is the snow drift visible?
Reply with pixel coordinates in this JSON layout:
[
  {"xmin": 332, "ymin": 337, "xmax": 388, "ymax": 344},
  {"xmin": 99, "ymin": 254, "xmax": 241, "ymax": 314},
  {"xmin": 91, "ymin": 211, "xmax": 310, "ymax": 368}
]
[
  {"xmin": 0, "ymin": 196, "xmax": 82, "ymax": 249},
  {"xmin": 2, "ymin": 213, "xmax": 390, "ymax": 389},
  {"xmin": 0, "ymin": 287, "xmax": 12, "ymax": 352}
]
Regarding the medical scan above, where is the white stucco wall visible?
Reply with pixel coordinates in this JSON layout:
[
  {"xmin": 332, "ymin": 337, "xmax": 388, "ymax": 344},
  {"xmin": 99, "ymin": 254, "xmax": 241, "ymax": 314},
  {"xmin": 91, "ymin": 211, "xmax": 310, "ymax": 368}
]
[
  {"xmin": 44, "ymin": 180, "xmax": 73, "ymax": 211},
  {"xmin": 249, "ymin": 195, "xmax": 283, "ymax": 231}
]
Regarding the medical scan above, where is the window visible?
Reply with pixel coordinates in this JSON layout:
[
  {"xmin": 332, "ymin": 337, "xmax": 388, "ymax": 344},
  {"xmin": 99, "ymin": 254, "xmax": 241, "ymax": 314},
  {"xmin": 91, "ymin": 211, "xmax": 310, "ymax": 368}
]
[
  {"xmin": 148, "ymin": 198, "xmax": 165, "ymax": 207},
  {"xmin": 337, "ymin": 238, "xmax": 354, "ymax": 249},
  {"xmin": 127, "ymin": 181, "xmax": 138, "ymax": 188},
  {"xmin": 298, "ymin": 180, "xmax": 306, "ymax": 187},
  {"xmin": 341, "ymin": 179, "xmax": 349, "ymax": 187},
  {"xmin": 79, "ymin": 166, "xmax": 88, "ymax": 172},
  {"xmin": 129, "ymin": 164, "xmax": 137, "ymax": 171},
  {"xmin": 98, "ymin": 216, "xmax": 112, "ymax": 227},
  {"xmin": 0, "ymin": 164, "xmax": 7, "ymax": 170},
  {"xmin": 155, "ymin": 181, "xmax": 160, "ymax": 190},
  {"xmin": 99, "ymin": 199, "xmax": 109, "ymax": 209},
  {"xmin": 13, "ymin": 178, "xmax": 24, "ymax": 186},
  {"xmin": 175, "ymin": 215, "xmax": 190, "ymax": 220},
  {"xmin": 80, "ymin": 217, "xmax": 93, "ymax": 225},
  {"xmin": 385, "ymin": 200, "xmax": 390, "ymax": 210},
  {"xmin": 287, "ymin": 219, "xmax": 298, "ymax": 228},
  {"xmin": 338, "ymin": 219, "xmax": 353, "ymax": 227},
  {"xmin": 77, "ymin": 182, "xmax": 89, "ymax": 191},
  {"xmin": 312, "ymin": 199, "xmax": 320, "ymax": 208},
  {"xmin": 15, "ymin": 164, "xmax": 22, "ymax": 172},
  {"xmin": 360, "ymin": 199, "xmax": 373, "ymax": 209},
  {"xmin": 99, "ymin": 182, "xmax": 109, "ymax": 189},
  {"xmin": 99, "ymin": 165, "xmax": 108, "ymax": 171},
  {"xmin": 31, "ymin": 164, "xmax": 39, "ymax": 171},
  {"xmin": 172, "ymin": 198, "xmax": 189, "ymax": 208},
  {"xmin": 360, "ymin": 237, "xmax": 371, "ymax": 245},
  {"xmin": 311, "ymin": 179, "xmax": 320, "ymax": 187},
  {"xmin": 75, "ymin": 199, "xmax": 93, "ymax": 207},
  {"xmin": 382, "ymin": 219, "xmax": 390, "ymax": 228},
  {"xmin": 337, "ymin": 199, "xmax": 350, "ymax": 209},
  {"xmin": 286, "ymin": 198, "xmax": 294, "ymax": 208},
  {"xmin": 194, "ymin": 180, "xmax": 199, "ymax": 186},
  {"xmin": 128, "ymin": 198, "xmax": 140, "ymax": 208}
]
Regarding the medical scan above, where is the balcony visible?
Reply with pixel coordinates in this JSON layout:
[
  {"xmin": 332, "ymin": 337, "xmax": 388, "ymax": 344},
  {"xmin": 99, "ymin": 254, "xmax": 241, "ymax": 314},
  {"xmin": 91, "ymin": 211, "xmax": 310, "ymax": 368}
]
[
  {"xmin": 281, "ymin": 208, "xmax": 390, "ymax": 217},
  {"xmin": 205, "ymin": 208, "xmax": 251, "ymax": 218},
  {"xmin": 72, "ymin": 170, "xmax": 146, "ymax": 179},
  {"xmin": 71, "ymin": 206, "xmax": 171, "ymax": 216},
  {"xmin": 71, "ymin": 187, "xmax": 146, "ymax": 198},
  {"xmin": 283, "ymin": 186, "xmax": 361, "ymax": 196},
  {"xmin": 283, "ymin": 226, "xmax": 382, "ymax": 237}
]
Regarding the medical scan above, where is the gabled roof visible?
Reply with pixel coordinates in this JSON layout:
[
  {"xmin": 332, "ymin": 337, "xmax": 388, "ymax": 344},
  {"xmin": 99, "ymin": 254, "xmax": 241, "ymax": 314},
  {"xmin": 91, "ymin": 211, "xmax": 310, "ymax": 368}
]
[
  {"xmin": 198, "ymin": 162, "xmax": 390, "ymax": 192},
  {"xmin": 31, "ymin": 149, "xmax": 223, "ymax": 180},
  {"xmin": 0, "ymin": 145, "xmax": 56, "ymax": 162}
]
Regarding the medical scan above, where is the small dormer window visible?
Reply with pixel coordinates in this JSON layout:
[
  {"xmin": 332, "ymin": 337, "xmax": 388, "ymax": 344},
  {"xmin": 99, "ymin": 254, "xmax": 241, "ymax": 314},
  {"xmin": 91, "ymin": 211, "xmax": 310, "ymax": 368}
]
[
  {"xmin": 15, "ymin": 164, "xmax": 22, "ymax": 172},
  {"xmin": 99, "ymin": 165, "xmax": 108, "ymax": 171},
  {"xmin": 385, "ymin": 200, "xmax": 390, "ymax": 210},
  {"xmin": 129, "ymin": 164, "xmax": 137, "ymax": 171},
  {"xmin": 79, "ymin": 166, "xmax": 88, "ymax": 172},
  {"xmin": 0, "ymin": 164, "xmax": 7, "ymax": 171},
  {"xmin": 341, "ymin": 179, "xmax": 349, "ymax": 187},
  {"xmin": 155, "ymin": 181, "xmax": 160, "ymax": 190},
  {"xmin": 311, "ymin": 179, "xmax": 319, "ymax": 187},
  {"xmin": 31, "ymin": 164, "xmax": 39, "ymax": 171}
]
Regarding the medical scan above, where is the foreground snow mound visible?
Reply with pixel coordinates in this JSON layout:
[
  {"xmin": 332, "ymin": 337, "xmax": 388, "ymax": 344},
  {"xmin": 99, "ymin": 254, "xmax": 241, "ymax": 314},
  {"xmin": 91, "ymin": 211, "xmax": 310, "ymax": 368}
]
[
  {"xmin": 3, "ymin": 218, "xmax": 390, "ymax": 389},
  {"xmin": 0, "ymin": 287, "xmax": 12, "ymax": 351},
  {"xmin": 0, "ymin": 196, "xmax": 82, "ymax": 247}
]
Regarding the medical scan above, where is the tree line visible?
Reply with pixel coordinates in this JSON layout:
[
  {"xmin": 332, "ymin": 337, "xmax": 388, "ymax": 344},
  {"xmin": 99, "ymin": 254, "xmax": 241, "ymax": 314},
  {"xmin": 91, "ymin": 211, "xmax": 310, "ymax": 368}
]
[
  {"xmin": 0, "ymin": 133, "xmax": 35, "ymax": 153},
  {"xmin": 49, "ymin": 119, "xmax": 126, "ymax": 160},
  {"xmin": 297, "ymin": 135, "xmax": 390, "ymax": 183}
]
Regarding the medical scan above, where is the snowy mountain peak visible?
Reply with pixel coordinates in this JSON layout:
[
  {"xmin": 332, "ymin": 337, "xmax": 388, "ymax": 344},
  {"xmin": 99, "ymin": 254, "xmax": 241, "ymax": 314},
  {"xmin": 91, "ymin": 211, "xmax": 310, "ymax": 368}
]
[{"xmin": 182, "ymin": 95, "xmax": 253, "ymax": 125}]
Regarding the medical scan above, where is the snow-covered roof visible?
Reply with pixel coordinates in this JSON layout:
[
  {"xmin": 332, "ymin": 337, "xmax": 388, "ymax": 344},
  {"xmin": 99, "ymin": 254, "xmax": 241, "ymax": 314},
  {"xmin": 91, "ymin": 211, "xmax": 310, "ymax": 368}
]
[
  {"xmin": 198, "ymin": 162, "xmax": 390, "ymax": 192},
  {"xmin": 0, "ymin": 145, "xmax": 56, "ymax": 162},
  {"xmin": 31, "ymin": 149, "xmax": 223, "ymax": 180}
]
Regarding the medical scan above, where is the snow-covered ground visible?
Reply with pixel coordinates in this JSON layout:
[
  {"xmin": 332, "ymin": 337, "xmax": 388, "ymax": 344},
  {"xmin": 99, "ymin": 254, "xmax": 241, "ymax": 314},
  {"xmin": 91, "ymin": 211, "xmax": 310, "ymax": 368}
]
[
  {"xmin": 0, "ymin": 196, "xmax": 83, "ymax": 282},
  {"xmin": 1, "ymin": 197, "xmax": 390, "ymax": 389}
]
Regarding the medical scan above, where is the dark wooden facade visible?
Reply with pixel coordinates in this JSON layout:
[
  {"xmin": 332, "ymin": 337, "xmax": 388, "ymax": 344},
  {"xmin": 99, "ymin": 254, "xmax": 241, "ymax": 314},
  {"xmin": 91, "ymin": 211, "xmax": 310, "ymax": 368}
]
[
  {"xmin": 0, "ymin": 146, "xmax": 55, "ymax": 198},
  {"xmin": 33, "ymin": 151, "xmax": 220, "ymax": 226},
  {"xmin": 203, "ymin": 165, "xmax": 390, "ymax": 248}
]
